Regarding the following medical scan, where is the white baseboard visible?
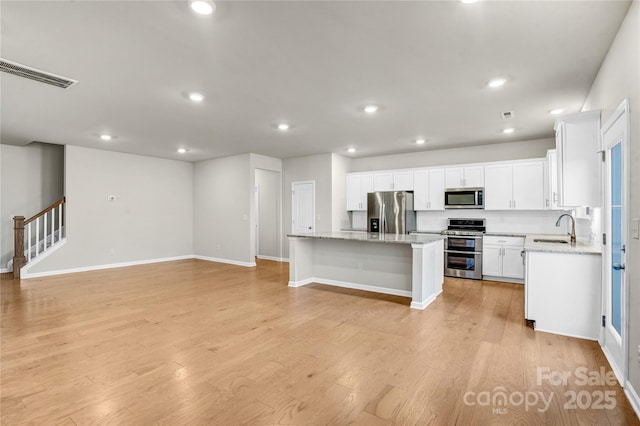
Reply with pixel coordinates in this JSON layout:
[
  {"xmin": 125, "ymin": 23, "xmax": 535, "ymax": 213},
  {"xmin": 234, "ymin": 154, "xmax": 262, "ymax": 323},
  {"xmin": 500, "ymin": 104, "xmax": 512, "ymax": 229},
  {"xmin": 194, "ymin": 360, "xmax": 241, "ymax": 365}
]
[
  {"xmin": 21, "ymin": 254, "xmax": 194, "ymax": 279},
  {"xmin": 0, "ymin": 267, "xmax": 10, "ymax": 273},
  {"xmin": 288, "ymin": 276, "xmax": 412, "ymax": 298},
  {"xmin": 601, "ymin": 344, "xmax": 625, "ymax": 386},
  {"xmin": 256, "ymin": 255, "xmax": 289, "ymax": 262},
  {"xmin": 533, "ymin": 327, "xmax": 598, "ymax": 342},
  {"xmin": 625, "ymin": 380, "xmax": 640, "ymax": 421},
  {"xmin": 410, "ymin": 289, "xmax": 442, "ymax": 310},
  {"xmin": 193, "ymin": 255, "xmax": 256, "ymax": 268}
]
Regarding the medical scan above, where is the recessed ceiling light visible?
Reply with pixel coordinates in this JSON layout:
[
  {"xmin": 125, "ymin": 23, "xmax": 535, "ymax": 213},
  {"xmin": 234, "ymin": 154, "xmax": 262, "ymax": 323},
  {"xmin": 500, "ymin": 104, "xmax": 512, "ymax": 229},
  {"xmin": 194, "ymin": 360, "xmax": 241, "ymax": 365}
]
[
  {"xmin": 347, "ymin": 147, "xmax": 357, "ymax": 153},
  {"xmin": 190, "ymin": 0, "xmax": 215, "ymax": 15},
  {"xmin": 277, "ymin": 123, "xmax": 290, "ymax": 131},
  {"xmin": 177, "ymin": 148, "xmax": 188, "ymax": 154},
  {"xmin": 100, "ymin": 134, "xmax": 112, "ymax": 141},
  {"xmin": 415, "ymin": 138, "xmax": 427, "ymax": 145},
  {"xmin": 364, "ymin": 105, "xmax": 379, "ymax": 114},
  {"xmin": 487, "ymin": 78, "xmax": 506, "ymax": 88},
  {"xmin": 503, "ymin": 128, "xmax": 515, "ymax": 134},
  {"xmin": 188, "ymin": 92, "xmax": 205, "ymax": 102},
  {"xmin": 549, "ymin": 108, "xmax": 564, "ymax": 115},
  {"xmin": 460, "ymin": 0, "xmax": 479, "ymax": 3}
]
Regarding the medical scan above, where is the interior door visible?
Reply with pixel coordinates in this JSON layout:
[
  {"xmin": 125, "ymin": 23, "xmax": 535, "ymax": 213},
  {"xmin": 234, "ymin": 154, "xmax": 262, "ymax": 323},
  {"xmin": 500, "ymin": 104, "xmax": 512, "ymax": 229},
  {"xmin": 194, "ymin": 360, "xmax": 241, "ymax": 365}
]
[
  {"xmin": 601, "ymin": 100, "xmax": 629, "ymax": 385},
  {"xmin": 292, "ymin": 181, "xmax": 315, "ymax": 234}
]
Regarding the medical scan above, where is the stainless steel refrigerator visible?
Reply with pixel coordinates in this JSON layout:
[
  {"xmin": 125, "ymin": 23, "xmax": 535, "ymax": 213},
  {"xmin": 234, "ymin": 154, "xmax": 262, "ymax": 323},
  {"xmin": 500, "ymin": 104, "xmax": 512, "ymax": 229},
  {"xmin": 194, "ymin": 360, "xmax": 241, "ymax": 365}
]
[{"xmin": 367, "ymin": 191, "xmax": 416, "ymax": 234}]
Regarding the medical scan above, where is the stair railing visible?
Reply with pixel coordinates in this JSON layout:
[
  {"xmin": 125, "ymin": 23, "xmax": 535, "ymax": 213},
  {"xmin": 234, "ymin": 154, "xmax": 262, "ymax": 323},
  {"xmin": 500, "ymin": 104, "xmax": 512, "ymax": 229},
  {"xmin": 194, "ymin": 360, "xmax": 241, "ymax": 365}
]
[{"xmin": 12, "ymin": 197, "xmax": 65, "ymax": 279}]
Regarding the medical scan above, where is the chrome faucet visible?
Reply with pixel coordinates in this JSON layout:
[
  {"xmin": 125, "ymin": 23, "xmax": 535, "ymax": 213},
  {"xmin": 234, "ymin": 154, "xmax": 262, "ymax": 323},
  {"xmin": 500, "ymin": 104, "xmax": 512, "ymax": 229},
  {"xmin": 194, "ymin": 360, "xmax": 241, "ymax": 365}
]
[{"xmin": 555, "ymin": 213, "xmax": 576, "ymax": 244}]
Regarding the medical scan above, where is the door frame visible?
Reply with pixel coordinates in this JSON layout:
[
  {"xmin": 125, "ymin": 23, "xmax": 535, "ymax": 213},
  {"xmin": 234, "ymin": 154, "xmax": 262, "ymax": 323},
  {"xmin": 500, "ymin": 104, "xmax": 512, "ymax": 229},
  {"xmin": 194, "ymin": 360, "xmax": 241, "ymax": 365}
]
[
  {"xmin": 599, "ymin": 98, "xmax": 630, "ymax": 386},
  {"xmin": 291, "ymin": 180, "xmax": 315, "ymax": 233}
]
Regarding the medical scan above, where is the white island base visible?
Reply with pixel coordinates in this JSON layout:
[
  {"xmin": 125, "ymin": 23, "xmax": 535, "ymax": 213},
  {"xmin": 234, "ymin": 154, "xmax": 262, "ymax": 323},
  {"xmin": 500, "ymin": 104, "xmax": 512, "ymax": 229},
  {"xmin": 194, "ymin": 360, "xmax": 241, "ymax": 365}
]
[{"xmin": 288, "ymin": 232, "xmax": 444, "ymax": 309}]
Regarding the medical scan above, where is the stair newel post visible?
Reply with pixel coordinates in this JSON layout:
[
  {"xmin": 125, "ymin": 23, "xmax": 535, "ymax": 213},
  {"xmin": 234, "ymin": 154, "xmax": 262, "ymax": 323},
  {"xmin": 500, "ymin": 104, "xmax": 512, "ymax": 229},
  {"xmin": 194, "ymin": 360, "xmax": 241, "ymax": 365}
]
[{"xmin": 13, "ymin": 216, "xmax": 26, "ymax": 279}]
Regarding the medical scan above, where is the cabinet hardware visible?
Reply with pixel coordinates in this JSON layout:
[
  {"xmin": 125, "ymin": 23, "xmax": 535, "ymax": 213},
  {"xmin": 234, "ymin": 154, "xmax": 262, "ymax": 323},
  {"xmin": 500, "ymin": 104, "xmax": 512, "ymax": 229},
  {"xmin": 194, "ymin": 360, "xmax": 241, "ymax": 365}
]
[
  {"xmin": 621, "ymin": 244, "xmax": 626, "ymax": 253},
  {"xmin": 602, "ymin": 315, "xmax": 606, "ymax": 327},
  {"xmin": 603, "ymin": 233, "xmax": 606, "ymax": 245},
  {"xmin": 546, "ymin": 199, "xmax": 550, "ymax": 207},
  {"xmin": 513, "ymin": 200, "xmax": 516, "ymax": 209}
]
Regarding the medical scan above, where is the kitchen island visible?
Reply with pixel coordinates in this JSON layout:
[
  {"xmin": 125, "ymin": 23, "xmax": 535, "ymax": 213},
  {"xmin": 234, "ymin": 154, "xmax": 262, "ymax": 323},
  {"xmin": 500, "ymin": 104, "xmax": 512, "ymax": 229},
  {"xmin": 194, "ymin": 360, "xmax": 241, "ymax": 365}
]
[{"xmin": 287, "ymin": 231, "xmax": 445, "ymax": 309}]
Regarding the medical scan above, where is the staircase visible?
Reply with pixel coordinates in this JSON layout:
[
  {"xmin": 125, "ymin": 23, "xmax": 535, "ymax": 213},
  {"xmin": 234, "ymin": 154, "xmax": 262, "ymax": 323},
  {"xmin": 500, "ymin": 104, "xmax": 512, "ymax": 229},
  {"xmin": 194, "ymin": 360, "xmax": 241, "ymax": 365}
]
[{"xmin": 12, "ymin": 197, "xmax": 65, "ymax": 279}]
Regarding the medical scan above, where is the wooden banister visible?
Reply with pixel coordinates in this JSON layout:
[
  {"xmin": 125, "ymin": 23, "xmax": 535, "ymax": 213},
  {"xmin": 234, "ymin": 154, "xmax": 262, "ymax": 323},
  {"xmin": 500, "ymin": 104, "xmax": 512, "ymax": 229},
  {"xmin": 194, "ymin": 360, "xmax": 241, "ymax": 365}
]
[
  {"xmin": 25, "ymin": 197, "xmax": 65, "ymax": 225},
  {"xmin": 13, "ymin": 216, "xmax": 26, "ymax": 279}
]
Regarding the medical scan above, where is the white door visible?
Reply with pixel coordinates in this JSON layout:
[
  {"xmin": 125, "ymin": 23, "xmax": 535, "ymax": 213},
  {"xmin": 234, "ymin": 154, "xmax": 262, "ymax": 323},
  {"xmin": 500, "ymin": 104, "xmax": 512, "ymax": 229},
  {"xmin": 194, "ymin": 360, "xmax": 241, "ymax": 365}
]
[
  {"xmin": 292, "ymin": 181, "xmax": 315, "ymax": 234},
  {"xmin": 601, "ymin": 100, "xmax": 629, "ymax": 385},
  {"xmin": 512, "ymin": 161, "xmax": 544, "ymax": 210},
  {"xmin": 484, "ymin": 164, "xmax": 512, "ymax": 210}
]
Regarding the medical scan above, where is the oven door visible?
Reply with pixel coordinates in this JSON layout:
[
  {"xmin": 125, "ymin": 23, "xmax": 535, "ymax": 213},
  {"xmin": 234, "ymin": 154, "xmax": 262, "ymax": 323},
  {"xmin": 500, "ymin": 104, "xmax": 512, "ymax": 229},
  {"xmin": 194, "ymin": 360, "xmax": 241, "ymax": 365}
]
[{"xmin": 444, "ymin": 236, "xmax": 483, "ymax": 280}]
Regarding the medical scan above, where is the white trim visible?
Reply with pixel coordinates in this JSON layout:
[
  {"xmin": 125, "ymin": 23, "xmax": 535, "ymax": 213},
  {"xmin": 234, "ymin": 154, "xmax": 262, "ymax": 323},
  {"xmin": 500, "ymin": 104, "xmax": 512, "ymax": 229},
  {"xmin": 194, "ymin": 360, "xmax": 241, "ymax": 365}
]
[
  {"xmin": 0, "ymin": 267, "xmax": 10, "ymax": 273},
  {"xmin": 193, "ymin": 255, "xmax": 256, "ymax": 268},
  {"xmin": 602, "ymin": 344, "xmax": 625, "ymax": 386},
  {"xmin": 532, "ymin": 327, "xmax": 598, "ymax": 342},
  {"xmin": 19, "ymin": 239, "xmax": 68, "ymax": 272},
  {"xmin": 410, "ymin": 289, "xmax": 442, "ymax": 310},
  {"xmin": 256, "ymin": 255, "xmax": 289, "ymax": 262},
  {"xmin": 624, "ymin": 381, "xmax": 640, "ymax": 421},
  {"xmin": 21, "ymin": 254, "xmax": 193, "ymax": 279},
  {"xmin": 288, "ymin": 276, "xmax": 412, "ymax": 298}
]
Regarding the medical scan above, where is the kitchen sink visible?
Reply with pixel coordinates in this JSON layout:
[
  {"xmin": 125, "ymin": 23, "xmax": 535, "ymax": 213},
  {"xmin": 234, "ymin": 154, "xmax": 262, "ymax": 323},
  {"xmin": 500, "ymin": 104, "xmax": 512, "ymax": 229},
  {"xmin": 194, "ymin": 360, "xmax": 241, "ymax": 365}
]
[{"xmin": 533, "ymin": 239, "xmax": 569, "ymax": 244}]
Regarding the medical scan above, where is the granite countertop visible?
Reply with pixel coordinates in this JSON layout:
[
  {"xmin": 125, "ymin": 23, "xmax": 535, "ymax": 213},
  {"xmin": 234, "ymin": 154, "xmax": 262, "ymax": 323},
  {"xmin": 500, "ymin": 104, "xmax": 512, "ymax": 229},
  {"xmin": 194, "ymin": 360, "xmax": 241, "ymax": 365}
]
[
  {"xmin": 524, "ymin": 234, "xmax": 602, "ymax": 255},
  {"xmin": 340, "ymin": 228, "xmax": 367, "ymax": 232},
  {"xmin": 484, "ymin": 232, "xmax": 527, "ymax": 237},
  {"xmin": 287, "ymin": 231, "xmax": 444, "ymax": 245}
]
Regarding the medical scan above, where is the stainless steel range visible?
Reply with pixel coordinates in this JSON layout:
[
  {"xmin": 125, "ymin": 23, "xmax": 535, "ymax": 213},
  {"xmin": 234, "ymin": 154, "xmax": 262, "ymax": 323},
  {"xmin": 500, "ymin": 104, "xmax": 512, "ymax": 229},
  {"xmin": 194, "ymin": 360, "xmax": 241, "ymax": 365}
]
[{"xmin": 442, "ymin": 218, "xmax": 486, "ymax": 280}]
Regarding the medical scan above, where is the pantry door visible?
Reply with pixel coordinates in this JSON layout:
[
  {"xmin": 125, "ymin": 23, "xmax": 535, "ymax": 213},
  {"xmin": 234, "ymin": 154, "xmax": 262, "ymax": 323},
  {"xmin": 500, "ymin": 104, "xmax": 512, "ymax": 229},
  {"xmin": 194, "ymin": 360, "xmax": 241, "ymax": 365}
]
[{"xmin": 601, "ymin": 99, "xmax": 629, "ymax": 386}]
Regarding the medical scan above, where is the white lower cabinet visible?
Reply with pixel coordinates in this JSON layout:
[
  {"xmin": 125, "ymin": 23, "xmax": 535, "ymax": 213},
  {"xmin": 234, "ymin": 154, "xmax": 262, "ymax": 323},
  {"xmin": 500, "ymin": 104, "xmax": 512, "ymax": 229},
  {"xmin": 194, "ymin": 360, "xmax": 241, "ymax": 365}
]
[
  {"xmin": 525, "ymin": 250, "xmax": 601, "ymax": 340},
  {"xmin": 482, "ymin": 236, "xmax": 525, "ymax": 281}
]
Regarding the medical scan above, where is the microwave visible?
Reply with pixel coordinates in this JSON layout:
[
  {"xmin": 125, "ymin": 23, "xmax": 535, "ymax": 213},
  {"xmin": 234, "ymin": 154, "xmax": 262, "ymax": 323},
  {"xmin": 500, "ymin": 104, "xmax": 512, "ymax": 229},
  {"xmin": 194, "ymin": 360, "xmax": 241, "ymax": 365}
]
[{"xmin": 444, "ymin": 188, "xmax": 484, "ymax": 209}]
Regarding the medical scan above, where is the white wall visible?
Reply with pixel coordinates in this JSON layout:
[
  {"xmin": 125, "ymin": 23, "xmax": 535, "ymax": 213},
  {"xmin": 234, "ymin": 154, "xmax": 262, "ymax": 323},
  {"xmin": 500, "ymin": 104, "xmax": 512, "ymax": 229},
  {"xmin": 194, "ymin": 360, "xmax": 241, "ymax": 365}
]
[
  {"xmin": 255, "ymin": 168, "xmax": 280, "ymax": 259},
  {"xmin": 0, "ymin": 143, "xmax": 64, "ymax": 269},
  {"xmin": 582, "ymin": 0, "xmax": 640, "ymax": 398},
  {"xmin": 350, "ymin": 138, "xmax": 555, "ymax": 172},
  {"xmin": 194, "ymin": 154, "xmax": 253, "ymax": 264},
  {"xmin": 282, "ymin": 153, "xmax": 333, "ymax": 258},
  {"xmin": 26, "ymin": 145, "xmax": 193, "ymax": 274},
  {"xmin": 331, "ymin": 153, "xmax": 351, "ymax": 231}
]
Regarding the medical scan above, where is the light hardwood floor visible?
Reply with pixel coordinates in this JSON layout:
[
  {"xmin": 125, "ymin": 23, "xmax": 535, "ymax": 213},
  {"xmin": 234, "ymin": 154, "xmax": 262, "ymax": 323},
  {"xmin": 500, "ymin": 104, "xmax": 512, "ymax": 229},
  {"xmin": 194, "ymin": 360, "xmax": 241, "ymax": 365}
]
[{"xmin": 1, "ymin": 259, "xmax": 638, "ymax": 425}]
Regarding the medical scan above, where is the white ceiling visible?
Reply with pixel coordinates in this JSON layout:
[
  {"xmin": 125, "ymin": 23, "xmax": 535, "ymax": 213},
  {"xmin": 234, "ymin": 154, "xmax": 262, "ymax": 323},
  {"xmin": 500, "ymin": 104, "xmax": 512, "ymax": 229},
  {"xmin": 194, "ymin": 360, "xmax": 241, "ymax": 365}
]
[{"xmin": 0, "ymin": 1, "xmax": 631, "ymax": 162}]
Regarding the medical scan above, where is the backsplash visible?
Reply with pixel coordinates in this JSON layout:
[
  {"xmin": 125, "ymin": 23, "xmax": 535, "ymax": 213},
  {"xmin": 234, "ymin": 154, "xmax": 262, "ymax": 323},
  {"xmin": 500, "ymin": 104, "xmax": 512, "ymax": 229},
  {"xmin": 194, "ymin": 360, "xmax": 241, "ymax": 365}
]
[{"xmin": 350, "ymin": 208, "xmax": 598, "ymax": 241}]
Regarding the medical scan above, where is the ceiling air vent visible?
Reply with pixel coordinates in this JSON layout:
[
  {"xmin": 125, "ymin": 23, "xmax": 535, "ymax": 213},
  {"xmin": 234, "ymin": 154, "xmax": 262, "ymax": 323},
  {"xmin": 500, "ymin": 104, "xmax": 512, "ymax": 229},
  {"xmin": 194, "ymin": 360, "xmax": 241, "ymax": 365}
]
[
  {"xmin": 501, "ymin": 111, "xmax": 514, "ymax": 120},
  {"xmin": 0, "ymin": 58, "xmax": 78, "ymax": 89}
]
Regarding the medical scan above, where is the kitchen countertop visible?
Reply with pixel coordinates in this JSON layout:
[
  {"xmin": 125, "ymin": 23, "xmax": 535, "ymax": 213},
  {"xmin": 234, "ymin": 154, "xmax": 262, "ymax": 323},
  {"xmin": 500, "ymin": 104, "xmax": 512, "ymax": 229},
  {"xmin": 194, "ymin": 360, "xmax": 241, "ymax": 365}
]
[
  {"xmin": 484, "ymin": 232, "xmax": 527, "ymax": 237},
  {"xmin": 411, "ymin": 230, "xmax": 443, "ymax": 235},
  {"xmin": 524, "ymin": 234, "xmax": 602, "ymax": 255},
  {"xmin": 288, "ymin": 231, "xmax": 444, "ymax": 245}
]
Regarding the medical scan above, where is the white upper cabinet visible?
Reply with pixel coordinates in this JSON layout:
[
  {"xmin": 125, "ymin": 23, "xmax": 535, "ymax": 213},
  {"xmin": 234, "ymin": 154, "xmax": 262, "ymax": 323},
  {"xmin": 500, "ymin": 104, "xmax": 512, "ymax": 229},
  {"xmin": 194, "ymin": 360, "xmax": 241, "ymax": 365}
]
[
  {"xmin": 554, "ymin": 110, "xmax": 601, "ymax": 207},
  {"xmin": 413, "ymin": 169, "xmax": 445, "ymax": 211},
  {"xmin": 373, "ymin": 172, "xmax": 393, "ymax": 191},
  {"xmin": 346, "ymin": 173, "xmax": 374, "ymax": 211},
  {"xmin": 512, "ymin": 161, "xmax": 544, "ymax": 210},
  {"xmin": 445, "ymin": 166, "xmax": 484, "ymax": 188},
  {"xmin": 484, "ymin": 161, "xmax": 544, "ymax": 210},
  {"xmin": 544, "ymin": 149, "xmax": 561, "ymax": 210},
  {"xmin": 393, "ymin": 171, "xmax": 414, "ymax": 191},
  {"xmin": 484, "ymin": 164, "xmax": 512, "ymax": 210}
]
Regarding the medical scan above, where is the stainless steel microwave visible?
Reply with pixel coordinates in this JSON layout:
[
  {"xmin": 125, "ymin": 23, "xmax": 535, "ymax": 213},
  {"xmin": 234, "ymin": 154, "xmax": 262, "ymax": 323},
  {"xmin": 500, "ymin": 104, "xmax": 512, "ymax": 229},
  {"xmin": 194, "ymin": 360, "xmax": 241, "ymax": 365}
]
[{"xmin": 444, "ymin": 188, "xmax": 484, "ymax": 209}]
